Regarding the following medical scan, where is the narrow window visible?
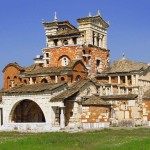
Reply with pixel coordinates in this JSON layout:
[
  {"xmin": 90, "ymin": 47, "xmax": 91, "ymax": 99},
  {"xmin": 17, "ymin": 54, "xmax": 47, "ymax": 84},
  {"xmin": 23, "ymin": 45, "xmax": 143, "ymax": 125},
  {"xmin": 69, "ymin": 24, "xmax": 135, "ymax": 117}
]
[
  {"xmin": 46, "ymin": 60, "xmax": 50, "ymax": 65},
  {"xmin": 46, "ymin": 53, "xmax": 49, "ymax": 57},
  {"xmin": 54, "ymin": 39, "xmax": 58, "ymax": 46},
  {"xmin": 63, "ymin": 40, "xmax": 68, "ymax": 45},
  {"xmin": 73, "ymin": 38, "xmax": 77, "ymax": 45},
  {"xmin": 62, "ymin": 57, "xmax": 68, "ymax": 66},
  {"xmin": 96, "ymin": 60, "xmax": 100, "ymax": 67},
  {"xmin": 61, "ymin": 77, "xmax": 65, "ymax": 81}
]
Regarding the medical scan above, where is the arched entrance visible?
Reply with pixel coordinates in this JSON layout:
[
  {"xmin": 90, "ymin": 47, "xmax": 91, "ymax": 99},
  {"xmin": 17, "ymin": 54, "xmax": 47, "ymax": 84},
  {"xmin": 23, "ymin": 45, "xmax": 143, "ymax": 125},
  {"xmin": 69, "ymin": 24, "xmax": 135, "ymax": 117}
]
[{"xmin": 11, "ymin": 100, "xmax": 45, "ymax": 123}]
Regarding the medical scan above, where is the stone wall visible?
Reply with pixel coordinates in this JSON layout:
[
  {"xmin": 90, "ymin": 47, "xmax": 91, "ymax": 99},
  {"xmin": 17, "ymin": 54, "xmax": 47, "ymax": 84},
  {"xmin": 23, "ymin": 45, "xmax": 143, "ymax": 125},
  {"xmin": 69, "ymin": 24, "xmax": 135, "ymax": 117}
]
[{"xmin": 81, "ymin": 106, "xmax": 110, "ymax": 129}]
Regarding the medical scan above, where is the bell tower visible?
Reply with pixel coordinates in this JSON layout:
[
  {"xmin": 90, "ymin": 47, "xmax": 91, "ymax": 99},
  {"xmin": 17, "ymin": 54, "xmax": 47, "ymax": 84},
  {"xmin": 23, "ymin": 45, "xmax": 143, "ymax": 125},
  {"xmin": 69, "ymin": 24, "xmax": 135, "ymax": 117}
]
[{"xmin": 77, "ymin": 10, "xmax": 109, "ymax": 49}]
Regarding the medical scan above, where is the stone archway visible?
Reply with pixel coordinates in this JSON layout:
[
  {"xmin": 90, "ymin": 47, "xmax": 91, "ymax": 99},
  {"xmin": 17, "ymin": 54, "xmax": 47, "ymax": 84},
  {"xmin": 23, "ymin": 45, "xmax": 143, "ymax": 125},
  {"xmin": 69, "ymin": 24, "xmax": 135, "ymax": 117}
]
[{"xmin": 10, "ymin": 99, "xmax": 46, "ymax": 123}]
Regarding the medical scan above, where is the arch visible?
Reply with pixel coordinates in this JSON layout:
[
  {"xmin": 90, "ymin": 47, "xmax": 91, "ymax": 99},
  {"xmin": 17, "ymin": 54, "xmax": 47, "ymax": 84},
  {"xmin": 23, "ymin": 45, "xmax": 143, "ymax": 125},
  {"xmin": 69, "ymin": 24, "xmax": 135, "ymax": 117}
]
[
  {"xmin": 63, "ymin": 39, "xmax": 68, "ymax": 45},
  {"xmin": 58, "ymin": 55, "xmax": 71, "ymax": 67},
  {"xmin": 41, "ymin": 78, "xmax": 48, "ymax": 83},
  {"xmin": 14, "ymin": 76, "xmax": 17, "ymax": 86},
  {"xmin": 10, "ymin": 99, "xmax": 46, "ymax": 123},
  {"xmin": 82, "ymin": 50, "xmax": 86, "ymax": 54},
  {"xmin": 75, "ymin": 75, "xmax": 81, "ymax": 81},
  {"xmin": 23, "ymin": 79, "xmax": 27, "ymax": 84},
  {"xmin": 60, "ymin": 77, "xmax": 65, "ymax": 81}
]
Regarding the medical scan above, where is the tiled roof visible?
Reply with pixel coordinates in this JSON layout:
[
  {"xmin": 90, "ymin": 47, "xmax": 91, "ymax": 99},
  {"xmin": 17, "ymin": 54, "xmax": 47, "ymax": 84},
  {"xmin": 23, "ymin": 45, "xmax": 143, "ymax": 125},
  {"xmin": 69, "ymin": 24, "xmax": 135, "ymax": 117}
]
[
  {"xmin": 24, "ymin": 64, "xmax": 42, "ymax": 72},
  {"xmin": 82, "ymin": 96, "xmax": 110, "ymax": 106},
  {"xmin": 23, "ymin": 66, "xmax": 67, "ymax": 76},
  {"xmin": 101, "ymin": 94, "xmax": 138, "ymax": 100},
  {"xmin": 43, "ymin": 20, "xmax": 77, "ymax": 30},
  {"xmin": 77, "ymin": 15, "xmax": 109, "ymax": 28},
  {"xmin": 109, "ymin": 58, "xmax": 148, "ymax": 73},
  {"xmin": 48, "ymin": 29, "xmax": 81, "ymax": 38},
  {"xmin": 3, "ymin": 62, "xmax": 25, "ymax": 72},
  {"xmin": 5, "ymin": 82, "xmax": 67, "ymax": 94},
  {"xmin": 22, "ymin": 60, "xmax": 87, "ymax": 76},
  {"xmin": 143, "ymin": 89, "xmax": 150, "ymax": 99},
  {"xmin": 50, "ymin": 79, "xmax": 90, "ymax": 102}
]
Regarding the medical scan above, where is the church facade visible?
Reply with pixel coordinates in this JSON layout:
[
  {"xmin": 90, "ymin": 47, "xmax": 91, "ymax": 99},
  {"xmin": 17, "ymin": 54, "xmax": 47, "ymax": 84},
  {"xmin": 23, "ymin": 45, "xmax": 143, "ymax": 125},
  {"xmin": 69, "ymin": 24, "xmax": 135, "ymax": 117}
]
[{"xmin": 0, "ymin": 11, "xmax": 150, "ymax": 131}]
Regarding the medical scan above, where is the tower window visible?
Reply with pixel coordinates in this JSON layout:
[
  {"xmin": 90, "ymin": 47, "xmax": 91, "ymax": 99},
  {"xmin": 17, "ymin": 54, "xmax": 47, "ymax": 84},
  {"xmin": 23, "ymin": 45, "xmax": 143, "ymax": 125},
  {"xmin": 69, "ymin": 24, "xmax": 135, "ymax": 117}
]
[
  {"xmin": 54, "ymin": 39, "xmax": 58, "ymax": 46},
  {"xmin": 96, "ymin": 60, "xmax": 100, "ymax": 67},
  {"xmin": 63, "ymin": 39, "xmax": 68, "ymax": 45},
  {"xmin": 82, "ymin": 50, "xmax": 86, "ymax": 54},
  {"xmin": 46, "ymin": 53, "xmax": 49, "ymax": 57},
  {"xmin": 61, "ymin": 77, "xmax": 65, "ymax": 81},
  {"xmin": 73, "ymin": 38, "xmax": 77, "ymax": 45},
  {"xmin": 46, "ymin": 60, "xmax": 50, "ymax": 65},
  {"xmin": 62, "ymin": 57, "xmax": 69, "ymax": 66}
]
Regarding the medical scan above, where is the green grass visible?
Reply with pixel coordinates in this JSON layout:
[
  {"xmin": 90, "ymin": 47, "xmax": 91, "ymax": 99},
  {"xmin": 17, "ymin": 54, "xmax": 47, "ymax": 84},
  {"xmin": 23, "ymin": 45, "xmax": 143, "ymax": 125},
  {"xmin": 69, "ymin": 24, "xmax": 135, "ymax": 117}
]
[{"xmin": 0, "ymin": 128, "xmax": 150, "ymax": 150}]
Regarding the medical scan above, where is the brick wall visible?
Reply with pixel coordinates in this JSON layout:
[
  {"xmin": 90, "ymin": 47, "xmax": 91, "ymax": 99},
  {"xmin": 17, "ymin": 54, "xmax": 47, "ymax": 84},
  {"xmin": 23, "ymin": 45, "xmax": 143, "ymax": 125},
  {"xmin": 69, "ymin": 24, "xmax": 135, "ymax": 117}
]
[
  {"xmin": 143, "ymin": 100, "xmax": 150, "ymax": 121},
  {"xmin": 3, "ymin": 66, "xmax": 21, "ymax": 90},
  {"xmin": 43, "ymin": 45, "xmax": 109, "ymax": 77},
  {"xmin": 81, "ymin": 106, "xmax": 110, "ymax": 123}
]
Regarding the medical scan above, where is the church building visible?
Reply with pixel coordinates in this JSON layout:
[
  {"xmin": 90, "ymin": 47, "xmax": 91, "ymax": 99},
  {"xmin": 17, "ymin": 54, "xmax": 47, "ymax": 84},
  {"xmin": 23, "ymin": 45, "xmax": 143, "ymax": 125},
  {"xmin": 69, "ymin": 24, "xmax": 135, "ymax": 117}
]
[{"xmin": 0, "ymin": 10, "xmax": 150, "ymax": 131}]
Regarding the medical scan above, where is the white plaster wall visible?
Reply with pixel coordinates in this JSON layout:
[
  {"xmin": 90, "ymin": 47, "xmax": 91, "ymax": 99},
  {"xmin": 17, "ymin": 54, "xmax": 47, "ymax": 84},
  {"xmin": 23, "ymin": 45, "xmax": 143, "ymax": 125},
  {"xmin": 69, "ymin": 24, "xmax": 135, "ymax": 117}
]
[{"xmin": 1, "ymin": 94, "xmax": 64, "ymax": 131}]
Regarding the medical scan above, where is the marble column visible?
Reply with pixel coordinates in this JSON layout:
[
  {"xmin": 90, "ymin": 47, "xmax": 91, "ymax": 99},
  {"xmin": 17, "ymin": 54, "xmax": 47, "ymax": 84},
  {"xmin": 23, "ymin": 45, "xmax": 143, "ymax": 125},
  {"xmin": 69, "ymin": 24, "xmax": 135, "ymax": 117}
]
[
  {"xmin": 125, "ymin": 76, "xmax": 128, "ymax": 86},
  {"xmin": 118, "ymin": 86, "xmax": 120, "ymax": 95},
  {"xmin": 55, "ymin": 76, "xmax": 58, "ymax": 83},
  {"xmin": 109, "ymin": 76, "xmax": 111, "ymax": 84},
  {"xmin": 60, "ymin": 107, "xmax": 65, "ymax": 129},
  {"xmin": 118, "ymin": 76, "xmax": 120, "ymax": 84},
  {"xmin": 29, "ymin": 77, "xmax": 33, "ymax": 84}
]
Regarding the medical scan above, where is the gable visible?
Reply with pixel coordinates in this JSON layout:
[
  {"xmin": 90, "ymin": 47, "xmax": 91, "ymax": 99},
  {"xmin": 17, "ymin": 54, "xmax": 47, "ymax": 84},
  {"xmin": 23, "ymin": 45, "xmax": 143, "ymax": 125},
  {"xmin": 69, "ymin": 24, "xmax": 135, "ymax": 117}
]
[
  {"xmin": 79, "ymin": 82, "xmax": 97, "ymax": 97},
  {"xmin": 73, "ymin": 61, "xmax": 87, "ymax": 72}
]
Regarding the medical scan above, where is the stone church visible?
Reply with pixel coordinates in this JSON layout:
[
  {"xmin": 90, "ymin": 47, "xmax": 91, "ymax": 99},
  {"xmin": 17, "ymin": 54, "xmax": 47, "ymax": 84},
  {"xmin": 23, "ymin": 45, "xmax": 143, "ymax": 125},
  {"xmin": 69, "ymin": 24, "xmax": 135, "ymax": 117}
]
[{"xmin": 0, "ymin": 10, "xmax": 150, "ymax": 131}]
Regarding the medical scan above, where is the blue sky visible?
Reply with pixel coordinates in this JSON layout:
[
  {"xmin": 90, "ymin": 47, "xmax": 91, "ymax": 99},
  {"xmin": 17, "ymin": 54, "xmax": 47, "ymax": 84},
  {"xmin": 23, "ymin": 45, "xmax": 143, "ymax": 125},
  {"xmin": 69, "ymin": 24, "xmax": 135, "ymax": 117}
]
[{"xmin": 0, "ymin": 0, "xmax": 150, "ymax": 88}]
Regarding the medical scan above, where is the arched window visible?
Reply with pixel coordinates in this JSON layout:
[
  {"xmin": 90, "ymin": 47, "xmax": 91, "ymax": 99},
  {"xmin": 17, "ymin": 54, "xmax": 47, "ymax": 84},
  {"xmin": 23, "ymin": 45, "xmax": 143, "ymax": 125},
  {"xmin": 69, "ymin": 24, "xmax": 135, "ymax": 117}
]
[
  {"xmin": 14, "ymin": 76, "xmax": 17, "ymax": 84},
  {"xmin": 23, "ymin": 79, "xmax": 27, "ymax": 84},
  {"xmin": 75, "ymin": 75, "xmax": 81, "ymax": 81},
  {"xmin": 61, "ymin": 77, "xmax": 65, "ymax": 81},
  {"xmin": 54, "ymin": 39, "xmax": 58, "ymax": 46},
  {"xmin": 62, "ymin": 57, "xmax": 69, "ymax": 66},
  {"xmin": 63, "ymin": 39, "xmax": 68, "ymax": 45},
  {"xmin": 41, "ymin": 78, "xmax": 48, "ymax": 83},
  {"xmin": 82, "ymin": 50, "xmax": 86, "ymax": 54}
]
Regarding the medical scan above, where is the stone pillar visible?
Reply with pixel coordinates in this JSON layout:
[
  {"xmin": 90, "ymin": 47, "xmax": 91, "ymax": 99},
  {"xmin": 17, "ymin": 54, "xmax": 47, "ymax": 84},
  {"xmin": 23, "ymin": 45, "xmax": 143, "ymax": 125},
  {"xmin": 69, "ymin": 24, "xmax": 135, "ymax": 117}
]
[
  {"xmin": 131, "ymin": 75, "xmax": 134, "ymax": 86},
  {"xmin": 100, "ymin": 86, "xmax": 103, "ymax": 96},
  {"xmin": 136, "ymin": 75, "xmax": 139, "ymax": 86},
  {"xmin": 60, "ymin": 107, "xmax": 65, "ymax": 129},
  {"xmin": 111, "ymin": 85, "xmax": 113, "ymax": 94},
  {"xmin": 109, "ymin": 76, "xmax": 111, "ymax": 84},
  {"xmin": 126, "ymin": 88, "xmax": 129, "ymax": 94},
  {"xmin": 29, "ymin": 78, "xmax": 33, "ymax": 85},
  {"xmin": 94, "ymin": 34, "xmax": 97, "ymax": 46},
  {"xmin": 44, "ymin": 59, "xmax": 47, "ymax": 67},
  {"xmin": 118, "ymin": 76, "xmax": 120, "ymax": 84},
  {"xmin": 125, "ymin": 76, "xmax": 128, "ymax": 86},
  {"xmin": 99, "ymin": 36, "xmax": 102, "ymax": 47},
  {"xmin": 118, "ymin": 86, "xmax": 120, "ymax": 95},
  {"xmin": 55, "ymin": 76, "xmax": 58, "ymax": 83},
  {"xmin": 11, "ymin": 80, "xmax": 14, "ymax": 87},
  {"xmin": 102, "ymin": 35, "xmax": 105, "ymax": 48}
]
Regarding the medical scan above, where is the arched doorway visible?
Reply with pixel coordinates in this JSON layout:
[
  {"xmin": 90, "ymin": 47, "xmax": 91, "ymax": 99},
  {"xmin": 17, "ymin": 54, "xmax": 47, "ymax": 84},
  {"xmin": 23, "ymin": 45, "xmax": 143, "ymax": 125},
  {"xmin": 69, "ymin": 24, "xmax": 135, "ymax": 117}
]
[
  {"xmin": 41, "ymin": 78, "xmax": 48, "ymax": 83},
  {"xmin": 11, "ymin": 100, "xmax": 45, "ymax": 123}
]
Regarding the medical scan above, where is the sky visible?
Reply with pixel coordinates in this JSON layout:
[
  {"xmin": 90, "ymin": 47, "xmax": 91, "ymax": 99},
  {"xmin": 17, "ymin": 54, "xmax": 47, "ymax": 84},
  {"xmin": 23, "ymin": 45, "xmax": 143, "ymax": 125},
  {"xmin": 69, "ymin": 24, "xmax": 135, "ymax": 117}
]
[{"xmin": 0, "ymin": 0, "xmax": 150, "ymax": 88}]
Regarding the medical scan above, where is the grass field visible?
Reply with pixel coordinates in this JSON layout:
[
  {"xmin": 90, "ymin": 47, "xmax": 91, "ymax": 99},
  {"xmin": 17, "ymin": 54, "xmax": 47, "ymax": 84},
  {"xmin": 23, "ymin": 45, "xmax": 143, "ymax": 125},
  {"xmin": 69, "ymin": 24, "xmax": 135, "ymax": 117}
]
[{"xmin": 0, "ymin": 128, "xmax": 150, "ymax": 150}]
